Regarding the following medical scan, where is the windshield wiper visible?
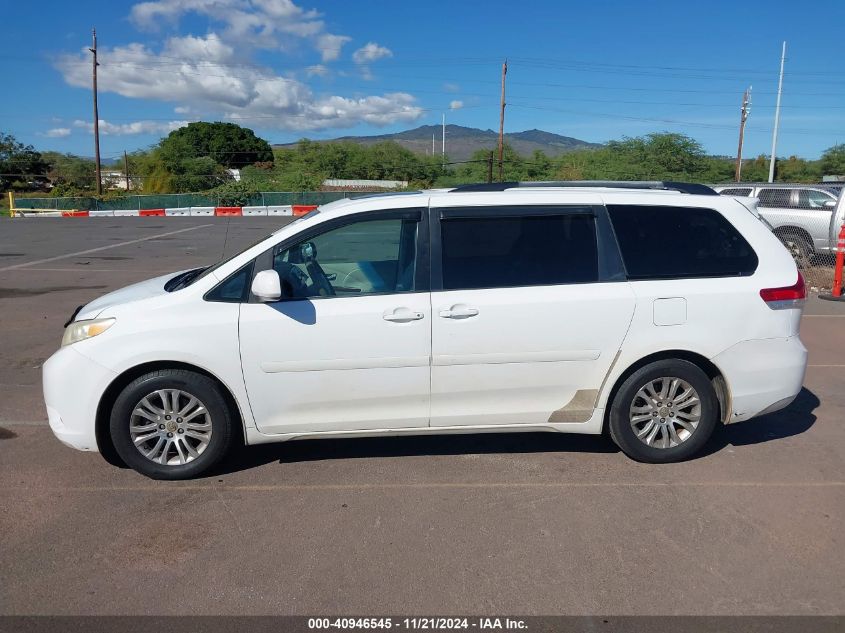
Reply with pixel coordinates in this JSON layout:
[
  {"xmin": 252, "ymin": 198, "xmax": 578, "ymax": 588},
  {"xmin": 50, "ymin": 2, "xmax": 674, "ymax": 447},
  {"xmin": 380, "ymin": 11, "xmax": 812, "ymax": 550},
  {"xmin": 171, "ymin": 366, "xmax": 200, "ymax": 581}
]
[{"xmin": 165, "ymin": 267, "xmax": 208, "ymax": 292}]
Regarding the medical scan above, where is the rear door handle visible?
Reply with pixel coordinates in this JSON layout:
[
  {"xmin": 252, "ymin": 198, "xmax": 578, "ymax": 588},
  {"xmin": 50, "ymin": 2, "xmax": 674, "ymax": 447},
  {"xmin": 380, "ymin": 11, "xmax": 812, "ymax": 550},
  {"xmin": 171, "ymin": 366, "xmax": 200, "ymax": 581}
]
[
  {"xmin": 383, "ymin": 308, "xmax": 425, "ymax": 323},
  {"xmin": 439, "ymin": 305, "xmax": 479, "ymax": 319}
]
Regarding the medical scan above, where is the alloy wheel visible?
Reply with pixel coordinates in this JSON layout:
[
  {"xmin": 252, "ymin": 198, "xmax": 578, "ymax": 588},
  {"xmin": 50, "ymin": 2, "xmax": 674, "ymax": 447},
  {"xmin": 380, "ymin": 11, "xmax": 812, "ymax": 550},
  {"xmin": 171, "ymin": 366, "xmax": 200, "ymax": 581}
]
[
  {"xmin": 629, "ymin": 377, "xmax": 701, "ymax": 449},
  {"xmin": 129, "ymin": 389, "xmax": 212, "ymax": 466}
]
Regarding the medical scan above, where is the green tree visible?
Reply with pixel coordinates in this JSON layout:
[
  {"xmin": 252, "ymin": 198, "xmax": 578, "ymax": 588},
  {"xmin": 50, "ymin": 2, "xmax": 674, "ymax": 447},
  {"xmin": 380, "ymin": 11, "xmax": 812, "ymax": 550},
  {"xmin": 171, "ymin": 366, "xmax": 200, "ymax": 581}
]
[
  {"xmin": 244, "ymin": 139, "xmax": 446, "ymax": 190},
  {"xmin": 158, "ymin": 122, "xmax": 274, "ymax": 169},
  {"xmin": 556, "ymin": 132, "xmax": 719, "ymax": 182},
  {"xmin": 737, "ymin": 155, "xmax": 770, "ymax": 182},
  {"xmin": 169, "ymin": 156, "xmax": 228, "ymax": 192},
  {"xmin": 0, "ymin": 132, "xmax": 48, "ymax": 190},
  {"xmin": 454, "ymin": 144, "xmax": 534, "ymax": 183},
  {"xmin": 41, "ymin": 152, "xmax": 96, "ymax": 190},
  {"xmin": 777, "ymin": 155, "xmax": 821, "ymax": 183},
  {"xmin": 820, "ymin": 144, "xmax": 845, "ymax": 177}
]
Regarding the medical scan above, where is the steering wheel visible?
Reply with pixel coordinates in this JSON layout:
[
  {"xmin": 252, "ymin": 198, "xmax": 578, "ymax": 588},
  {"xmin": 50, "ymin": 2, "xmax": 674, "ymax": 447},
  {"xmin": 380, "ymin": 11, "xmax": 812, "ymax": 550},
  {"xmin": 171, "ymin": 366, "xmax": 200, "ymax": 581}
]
[
  {"xmin": 306, "ymin": 260, "xmax": 336, "ymax": 297},
  {"xmin": 274, "ymin": 262, "xmax": 310, "ymax": 299}
]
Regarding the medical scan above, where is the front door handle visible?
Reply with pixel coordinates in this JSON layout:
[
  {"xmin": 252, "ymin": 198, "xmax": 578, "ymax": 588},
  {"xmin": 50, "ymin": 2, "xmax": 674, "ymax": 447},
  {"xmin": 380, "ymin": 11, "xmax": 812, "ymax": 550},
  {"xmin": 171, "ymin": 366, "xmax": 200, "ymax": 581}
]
[
  {"xmin": 383, "ymin": 308, "xmax": 424, "ymax": 323},
  {"xmin": 439, "ymin": 305, "xmax": 479, "ymax": 319}
]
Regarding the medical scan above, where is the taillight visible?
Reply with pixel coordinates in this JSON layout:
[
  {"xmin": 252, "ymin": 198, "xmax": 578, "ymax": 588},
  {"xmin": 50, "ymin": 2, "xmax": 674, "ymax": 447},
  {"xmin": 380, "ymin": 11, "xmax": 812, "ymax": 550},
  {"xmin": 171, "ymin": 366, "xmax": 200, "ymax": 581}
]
[{"xmin": 760, "ymin": 272, "xmax": 806, "ymax": 307}]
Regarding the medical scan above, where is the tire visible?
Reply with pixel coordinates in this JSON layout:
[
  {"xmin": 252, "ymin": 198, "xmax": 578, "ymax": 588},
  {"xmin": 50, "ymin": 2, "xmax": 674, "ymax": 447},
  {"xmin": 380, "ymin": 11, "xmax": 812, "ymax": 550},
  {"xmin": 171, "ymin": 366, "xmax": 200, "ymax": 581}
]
[
  {"xmin": 608, "ymin": 359, "xmax": 718, "ymax": 463},
  {"xmin": 778, "ymin": 232, "xmax": 813, "ymax": 270},
  {"xmin": 110, "ymin": 369, "xmax": 235, "ymax": 480}
]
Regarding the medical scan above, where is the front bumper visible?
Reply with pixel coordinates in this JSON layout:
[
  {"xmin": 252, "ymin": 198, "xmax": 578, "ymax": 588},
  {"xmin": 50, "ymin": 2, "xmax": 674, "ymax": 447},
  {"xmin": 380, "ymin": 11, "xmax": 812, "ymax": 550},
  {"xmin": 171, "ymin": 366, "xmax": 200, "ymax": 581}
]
[
  {"xmin": 42, "ymin": 345, "xmax": 118, "ymax": 452},
  {"xmin": 712, "ymin": 335, "xmax": 808, "ymax": 423}
]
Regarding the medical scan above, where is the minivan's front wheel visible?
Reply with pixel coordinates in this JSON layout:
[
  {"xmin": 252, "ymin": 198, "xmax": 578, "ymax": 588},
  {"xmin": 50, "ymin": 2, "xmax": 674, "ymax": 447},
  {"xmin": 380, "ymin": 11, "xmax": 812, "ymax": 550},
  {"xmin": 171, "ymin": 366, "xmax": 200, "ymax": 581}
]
[
  {"xmin": 608, "ymin": 360, "xmax": 718, "ymax": 463},
  {"xmin": 110, "ymin": 369, "xmax": 235, "ymax": 479}
]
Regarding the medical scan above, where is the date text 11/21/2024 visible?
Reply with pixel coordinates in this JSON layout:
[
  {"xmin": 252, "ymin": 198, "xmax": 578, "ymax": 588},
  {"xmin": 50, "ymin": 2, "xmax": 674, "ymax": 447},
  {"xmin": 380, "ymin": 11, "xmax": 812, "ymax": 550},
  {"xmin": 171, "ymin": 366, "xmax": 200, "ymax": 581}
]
[{"xmin": 307, "ymin": 617, "xmax": 528, "ymax": 630}]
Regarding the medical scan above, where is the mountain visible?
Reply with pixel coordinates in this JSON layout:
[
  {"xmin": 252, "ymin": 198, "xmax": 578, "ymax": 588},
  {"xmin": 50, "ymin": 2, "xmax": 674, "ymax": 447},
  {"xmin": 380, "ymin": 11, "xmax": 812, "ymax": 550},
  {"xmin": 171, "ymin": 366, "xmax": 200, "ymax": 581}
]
[{"xmin": 273, "ymin": 125, "xmax": 601, "ymax": 162}]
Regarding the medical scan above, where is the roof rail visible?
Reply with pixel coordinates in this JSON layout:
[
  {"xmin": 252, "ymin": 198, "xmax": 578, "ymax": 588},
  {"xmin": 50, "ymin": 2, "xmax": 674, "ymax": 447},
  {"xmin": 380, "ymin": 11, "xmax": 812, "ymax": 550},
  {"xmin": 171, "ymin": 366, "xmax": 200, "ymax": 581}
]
[{"xmin": 449, "ymin": 181, "xmax": 719, "ymax": 196}]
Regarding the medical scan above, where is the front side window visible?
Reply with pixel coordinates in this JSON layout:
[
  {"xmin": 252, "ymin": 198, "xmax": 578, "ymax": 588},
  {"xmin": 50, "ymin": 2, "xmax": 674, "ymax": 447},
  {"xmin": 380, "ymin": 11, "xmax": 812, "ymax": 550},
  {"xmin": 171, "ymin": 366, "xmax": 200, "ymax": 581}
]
[
  {"xmin": 607, "ymin": 205, "xmax": 758, "ymax": 279},
  {"xmin": 797, "ymin": 189, "xmax": 835, "ymax": 209},
  {"xmin": 440, "ymin": 213, "xmax": 598, "ymax": 290},
  {"xmin": 757, "ymin": 188, "xmax": 793, "ymax": 208},
  {"xmin": 272, "ymin": 217, "xmax": 418, "ymax": 299}
]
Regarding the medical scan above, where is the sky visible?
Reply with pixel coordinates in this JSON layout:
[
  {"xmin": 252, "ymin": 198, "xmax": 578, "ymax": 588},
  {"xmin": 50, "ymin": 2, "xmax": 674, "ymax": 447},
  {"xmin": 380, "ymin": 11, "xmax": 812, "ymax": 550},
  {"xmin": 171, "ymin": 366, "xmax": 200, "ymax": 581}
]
[{"xmin": 2, "ymin": 0, "xmax": 843, "ymax": 162}]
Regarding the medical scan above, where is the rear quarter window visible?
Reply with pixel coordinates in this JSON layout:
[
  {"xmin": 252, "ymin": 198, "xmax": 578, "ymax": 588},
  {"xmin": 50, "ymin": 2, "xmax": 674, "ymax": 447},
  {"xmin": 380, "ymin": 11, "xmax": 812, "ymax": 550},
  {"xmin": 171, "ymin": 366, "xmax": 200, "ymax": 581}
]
[
  {"xmin": 607, "ymin": 205, "xmax": 758, "ymax": 279},
  {"xmin": 718, "ymin": 187, "xmax": 752, "ymax": 197}
]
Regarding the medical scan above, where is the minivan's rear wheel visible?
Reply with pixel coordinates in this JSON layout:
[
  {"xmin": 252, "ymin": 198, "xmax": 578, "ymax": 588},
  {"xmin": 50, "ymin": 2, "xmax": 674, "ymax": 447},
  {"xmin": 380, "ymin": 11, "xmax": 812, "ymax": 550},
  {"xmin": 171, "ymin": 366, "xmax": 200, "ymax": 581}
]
[
  {"xmin": 608, "ymin": 360, "xmax": 718, "ymax": 463},
  {"xmin": 110, "ymin": 369, "xmax": 235, "ymax": 479}
]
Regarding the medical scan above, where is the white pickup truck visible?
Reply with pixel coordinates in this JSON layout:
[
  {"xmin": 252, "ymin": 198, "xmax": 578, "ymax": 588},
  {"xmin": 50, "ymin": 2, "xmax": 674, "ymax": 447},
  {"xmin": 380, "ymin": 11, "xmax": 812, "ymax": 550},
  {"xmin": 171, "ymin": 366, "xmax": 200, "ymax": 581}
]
[{"xmin": 713, "ymin": 183, "xmax": 844, "ymax": 266}]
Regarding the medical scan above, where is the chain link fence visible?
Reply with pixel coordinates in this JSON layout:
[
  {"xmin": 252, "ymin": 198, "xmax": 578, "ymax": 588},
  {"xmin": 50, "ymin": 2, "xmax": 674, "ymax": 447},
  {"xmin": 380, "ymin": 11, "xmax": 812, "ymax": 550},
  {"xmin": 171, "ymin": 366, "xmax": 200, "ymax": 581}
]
[
  {"xmin": 12, "ymin": 191, "xmax": 359, "ymax": 211},
  {"xmin": 714, "ymin": 183, "xmax": 844, "ymax": 293}
]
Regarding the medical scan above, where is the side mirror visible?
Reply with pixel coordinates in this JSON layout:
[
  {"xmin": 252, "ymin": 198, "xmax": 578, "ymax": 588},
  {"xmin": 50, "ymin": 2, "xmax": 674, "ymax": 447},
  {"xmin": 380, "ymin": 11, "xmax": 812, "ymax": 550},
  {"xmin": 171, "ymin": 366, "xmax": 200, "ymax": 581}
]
[{"xmin": 251, "ymin": 270, "xmax": 281, "ymax": 302}]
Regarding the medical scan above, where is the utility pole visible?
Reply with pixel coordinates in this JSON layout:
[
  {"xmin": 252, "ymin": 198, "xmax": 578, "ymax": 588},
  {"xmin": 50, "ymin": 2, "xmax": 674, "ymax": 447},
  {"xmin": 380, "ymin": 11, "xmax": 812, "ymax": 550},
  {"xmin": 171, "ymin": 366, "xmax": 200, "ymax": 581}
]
[
  {"xmin": 432, "ymin": 133, "xmax": 435, "ymax": 156},
  {"xmin": 441, "ymin": 113, "xmax": 445, "ymax": 158},
  {"xmin": 497, "ymin": 59, "xmax": 507, "ymax": 182},
  {"xmin": 768, "ymin": 41, "xmax": 786, "ymax": 183},
  {"xmin": 735, "ymin": 87, "xmax": 751, "ymax": 182},
  {"xmin": 90, "ymin": 27, "xmax": 102, "ymax": 195},
  {"xmin": 124, "ymin": 150, "xmax": 130, "ymax": 191}
]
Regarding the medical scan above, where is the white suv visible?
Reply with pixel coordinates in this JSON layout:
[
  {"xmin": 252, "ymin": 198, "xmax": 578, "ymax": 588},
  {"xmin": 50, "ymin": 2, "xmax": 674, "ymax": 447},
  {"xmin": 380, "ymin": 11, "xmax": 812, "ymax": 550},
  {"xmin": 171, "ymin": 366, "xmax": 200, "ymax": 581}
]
[{"xmin": 43, "ymin": 181, "xmax": 808, "ymax": 479}]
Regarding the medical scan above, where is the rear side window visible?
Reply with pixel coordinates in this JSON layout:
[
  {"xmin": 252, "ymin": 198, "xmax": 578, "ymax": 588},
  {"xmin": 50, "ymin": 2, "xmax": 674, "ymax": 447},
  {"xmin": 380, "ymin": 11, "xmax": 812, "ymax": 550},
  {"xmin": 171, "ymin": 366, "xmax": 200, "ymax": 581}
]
[
  {"xmin": 719, "ymin": 187, "xmax": 752, "ymax": 197},
  {"xmin": 607, "ymin": 205, "xmax": 758, "ymax": 280},
  {"xmin": 440, "ymin": 213, "xmax": 598, "ymax": 290},
  {"xmin": 757, "ymin": 188, "xmax": 792, "ymax": 208}
]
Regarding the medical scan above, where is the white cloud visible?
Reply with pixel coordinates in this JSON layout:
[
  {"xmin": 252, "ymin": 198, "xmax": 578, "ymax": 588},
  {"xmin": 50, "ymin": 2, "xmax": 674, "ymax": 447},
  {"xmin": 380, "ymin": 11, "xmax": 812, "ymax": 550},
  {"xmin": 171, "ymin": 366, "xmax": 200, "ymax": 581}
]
[
  {"xmin": 317, "ymin": 33, "xmax": 351, "ymax": 62},
  {"xmin": 73, "ymin": 119, "xmax": 190, "ymax": 136},
  {"xmin": 44, "ymin": 128, "xmax": 71, "ymax": 138},
  {"xmin": 54, "ymin": 2, "xmax": 420, "ymax": 132},
  {"xmin": 305, "ymin": 64, "xmax": 328, "ymax": 77},
  {"xmin": 130, "ymin": 0, "xmax": 346, "ymax": 60},
  {"xmin": 449, "ymin": 100, "xmax": 464, "ymax": 110},
  {"xmin": 443, "ymin": 82, "xmax": 460, "ymax": 93},
  {"xmin": 352, "ymin": 42, "xmax": 392, "ymax": 64},
  {"xmin": 163, "ymin": 32, "xmax": 234, "ymax": 61}
]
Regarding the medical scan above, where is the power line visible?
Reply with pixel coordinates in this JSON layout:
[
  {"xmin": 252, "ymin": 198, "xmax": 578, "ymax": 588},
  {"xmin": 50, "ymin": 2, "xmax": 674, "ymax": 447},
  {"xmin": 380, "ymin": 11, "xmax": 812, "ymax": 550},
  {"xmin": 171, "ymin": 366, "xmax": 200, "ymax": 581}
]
[{"xmin": 506, "ymin": 103, "xmax": 845, "ymax": 136}]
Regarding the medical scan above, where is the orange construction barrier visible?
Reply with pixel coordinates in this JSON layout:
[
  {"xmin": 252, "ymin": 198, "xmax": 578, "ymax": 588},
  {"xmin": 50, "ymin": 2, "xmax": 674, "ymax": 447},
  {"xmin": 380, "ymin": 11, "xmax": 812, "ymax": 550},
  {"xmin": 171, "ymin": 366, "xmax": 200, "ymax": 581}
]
[
  {"xmin": 821, "ymin": 223, "xmax": 845, "ymax": 302},
  {"xmin": 292, "ymin": 204, "xmax": 318, "ymax": 217},
  {"xmin": 214, "ymin": 207, "xmax": 243, "ymax": 216},
  {"xmin": 139, "ymin": 209, "xmax": 166, "ymax": 217},
  {"xmin": 832, "ymin": 224, "xmax": 845, "ymax": 298}
]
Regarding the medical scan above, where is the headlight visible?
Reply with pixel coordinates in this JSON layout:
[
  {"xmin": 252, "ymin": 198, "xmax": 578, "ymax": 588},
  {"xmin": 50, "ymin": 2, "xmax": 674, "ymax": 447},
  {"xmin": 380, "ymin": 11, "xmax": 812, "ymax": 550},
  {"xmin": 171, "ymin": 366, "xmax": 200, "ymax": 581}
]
[{"xmin": 61, "ymin": 317, "xmax": 116, "ymax": 347}]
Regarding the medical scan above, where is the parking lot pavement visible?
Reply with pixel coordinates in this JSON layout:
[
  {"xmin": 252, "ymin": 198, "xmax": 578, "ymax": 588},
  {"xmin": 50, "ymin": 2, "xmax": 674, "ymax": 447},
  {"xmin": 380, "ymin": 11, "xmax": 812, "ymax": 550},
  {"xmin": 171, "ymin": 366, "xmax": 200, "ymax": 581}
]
[{"xmin": 0, "ymin": 218, "xmax": 843, "ymax": 615}]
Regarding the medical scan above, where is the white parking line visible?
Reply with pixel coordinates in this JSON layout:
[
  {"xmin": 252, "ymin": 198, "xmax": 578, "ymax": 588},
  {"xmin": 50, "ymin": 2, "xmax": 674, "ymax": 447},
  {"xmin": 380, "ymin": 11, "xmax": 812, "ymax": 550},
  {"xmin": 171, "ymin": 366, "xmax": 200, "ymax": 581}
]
[
  {"xmin": 4, "ymin": 482, "xmax": 844, "ymax": 492},
  {"xmin": 16, "ymin": 268, "xmax": 178, "ymax": 273},
  {"xmin": 0, "ymin": 225, "xmax": 213, "ymax": 272}
]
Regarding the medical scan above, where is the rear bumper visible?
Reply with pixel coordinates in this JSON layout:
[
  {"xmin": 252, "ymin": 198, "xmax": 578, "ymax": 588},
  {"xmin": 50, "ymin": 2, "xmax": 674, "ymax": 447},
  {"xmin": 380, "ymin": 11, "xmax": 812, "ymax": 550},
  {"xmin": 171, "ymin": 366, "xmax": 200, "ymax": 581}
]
[
  {"xmin": 712, "ymin": 336, "xmax": 807, "ymax": 423},
  {"xmin": 42, "ymin": 345, "xmax": 117, "ymax": 452}
]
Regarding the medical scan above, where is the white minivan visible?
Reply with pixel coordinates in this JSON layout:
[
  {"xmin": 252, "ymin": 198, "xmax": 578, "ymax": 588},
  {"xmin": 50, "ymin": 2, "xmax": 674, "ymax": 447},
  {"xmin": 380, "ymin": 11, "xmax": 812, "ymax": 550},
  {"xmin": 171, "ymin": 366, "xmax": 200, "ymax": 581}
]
[{"xmin": 43, "ymin": 182, "xmax": 808, "ymax": 479}]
